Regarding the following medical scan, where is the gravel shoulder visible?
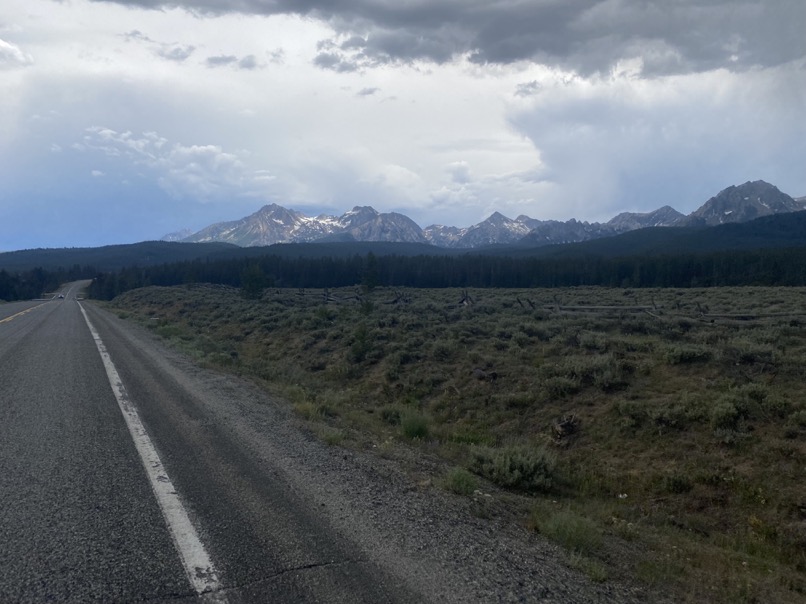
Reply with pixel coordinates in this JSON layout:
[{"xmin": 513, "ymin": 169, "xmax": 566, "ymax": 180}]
[{"xmin": 86, "ymin": 302, "xmax": 659, "ymax": 603}]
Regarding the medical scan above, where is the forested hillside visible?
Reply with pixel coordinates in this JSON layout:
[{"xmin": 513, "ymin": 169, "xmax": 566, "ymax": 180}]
[
  {"xmin": 0, "ymin": 241, "xmax": 239, "ymax": 272},
  {"xmin": 87, "ymin": 246, "xmax": 806, "ymax": 300},
  {"xmin": 0, "ymin": 266, "xmax": 91, "ymax": 301}
]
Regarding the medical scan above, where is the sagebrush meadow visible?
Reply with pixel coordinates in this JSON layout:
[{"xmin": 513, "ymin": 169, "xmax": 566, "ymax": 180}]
[{"xmin": 109, "ymin": 285, "xmax": 806, "ymax": 603}]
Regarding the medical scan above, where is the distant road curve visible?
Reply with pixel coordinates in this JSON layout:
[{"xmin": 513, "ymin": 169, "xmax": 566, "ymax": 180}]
[{"xmin": 1, "ymin": 281, "xmax": 652, "ymax": 603}]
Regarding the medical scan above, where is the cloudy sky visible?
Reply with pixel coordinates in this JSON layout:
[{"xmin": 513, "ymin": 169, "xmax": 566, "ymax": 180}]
[{"xmin": 1, "ymin": 0, "xmax": 804, "ymax": 250}]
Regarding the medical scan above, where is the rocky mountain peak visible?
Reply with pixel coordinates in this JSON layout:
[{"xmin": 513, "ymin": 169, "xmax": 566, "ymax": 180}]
[
  {"xmin": 486, "ymin": 211, "xmax": 509, "ymax": 223},
  {"xmin": 449, "ymin": 212, "xmax": 533, "ymax": 248},
  {"xmin": 685, "ymin": 180, "xmax": 803, "ymax": 226},
  {"xmin": 339, "ymin": 206, "xmax": 380, "ymax": 227},
  {"xmin": 608, "ymin": 205, "xmax": 686, "ymax": 230}
]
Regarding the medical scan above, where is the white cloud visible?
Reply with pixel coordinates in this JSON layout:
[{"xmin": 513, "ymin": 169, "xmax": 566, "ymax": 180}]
[
  {"xmin": 0, "ymin": 38, "xmax": 33, "ymax": 69},
  {"xmin": 446, "ymin": 161, "xmax": 471, "ymax": 185},
  {"xmin": 158, "ymin": 45, "xmax": 196, "ymax": 62},
  {"xmin": 79, "ymin": 127, "xmax": 274, "ymax": 201},
  {"xmin": 508, "ymin": 60, "xmax": 806, "ymax": 219}
]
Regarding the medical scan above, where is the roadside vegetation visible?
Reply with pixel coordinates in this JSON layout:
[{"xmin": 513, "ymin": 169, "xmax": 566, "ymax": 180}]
[{"xmin": 108, "ymin": 284, "xmax": 806, "ymax": 603}]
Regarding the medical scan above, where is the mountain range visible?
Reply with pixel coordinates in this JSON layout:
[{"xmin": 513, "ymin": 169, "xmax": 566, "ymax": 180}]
[
  {"xmin": 4, "ymin": 185, "xmax": 806, "ymax": 274},
  {"xmin": 166, "ymin": 181, "xmax": 804, "ymax": 250}
]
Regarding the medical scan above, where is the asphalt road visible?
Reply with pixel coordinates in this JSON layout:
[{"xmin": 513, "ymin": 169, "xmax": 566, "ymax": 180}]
[
  {"xmin": 0, "ymin": 283, "xmax": 419, "ymax": 603},
  {"xmin": 0, "ymin": 284, "xmax": 191, "ymax": 602}
]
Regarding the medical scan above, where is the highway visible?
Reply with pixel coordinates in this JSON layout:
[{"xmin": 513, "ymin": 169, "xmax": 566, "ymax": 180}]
[
  {"xmin": 0, "ymin": 282, "xmax": 421, "ymax": 603},
  {"xmin": 0, "ymin": 282, "xmax": 649, "ymax": 603},
  {"xmin": 0, "ymin": 284, "xmax": 192, "ymax": 601}
]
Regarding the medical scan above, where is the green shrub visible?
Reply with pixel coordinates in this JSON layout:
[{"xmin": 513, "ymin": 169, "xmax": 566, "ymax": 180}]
[
  {"xmin": 431, "ymin": 341, "xmax": 457, "ymax": 361},
  {"xmin": 316, "ymin": 426, "xmax": 345, "ymax": 446},
  {"xmin": 540, "ymin": 354, "xmax": 631, "ymax": 393},
  {"xmin": 293, "ymin": 398, "xmax": 337, "ymax": 421},
  {"xmin": 761, "ymin": 395, "xmax": 791, "ymax": 419},
  {"xmin": 445, "ymin": 427, "xmax": 496, "ymax": 446},
  {"xmin": 724, "ymin": 337, "xmax": 776, "ymax": 365},
  {"xmin": 531, "ymin": 507, "xmax": 602, "ymax": 555},
  {"xmin": 401, "ymin": 413, "xmax": 429, "ymax": 439},
  {"xmin": 156, "ymin": 324, "xmax": 185, "ymax": 339},
  {"xmin": 293, "ymin": 401, "xmax": 317, "ymax": 421},
  {"xmin": 648, "ymin": 405, "xmax": 691, "ymax": 433},
  {"xmin": 710, "ymin": 399, "xmax": 741, "ymax": 431},
  {"xmin": 207, "ymin": 351, "xmax": 237, "ymax": 366},
  {"xmin": 663, "ymin": 473, "xmax": 693, "ymax": 494},
  {"xmin": 493, "ymin": 391, "xmax": 535, "ymax": 409},
  {"xmin": 444, "ymin": 468, "xmax": 477, "ymax": 495},
  {"xmin": 350, "ymin": 325, "xmax": 373, "ymax": 362},
  {"xmin": 784, "ymin": 410, "xmax": 806, "ymax": 439},
  {"xmin": 666, "ymin": 345, "xmax": 713, "ymax": 365},
  {"xmin": 616, "ymin": 399, "xmax": 644, "ymax": 428},
  {"xmin": 713, "ymin": 428, "xmax": 751, "ymax": 446},
  {"xmin": 787, "ymin": 409, "xmax": 806, "ymax": 428},
  {"xmin": 593, "ymin": 359, "xmax": 633, "ymax": 392},
  {"xmin": 569, "ymin": 553, "xmax": 608, "ymax": 583},
  {"xmin": 542, "ymin": 376, "xmax": 582, "ymax": 398},
  {"xmin": 578, "ymin": 332, "xmax": 609, "ymax": 352},
  {"xmin": 381, "ymin": 407, "xmax": 401, "ymax": 426},
  {"xmin": 470, "ymin": 445, "xmax": 556, "ymax": 492}
]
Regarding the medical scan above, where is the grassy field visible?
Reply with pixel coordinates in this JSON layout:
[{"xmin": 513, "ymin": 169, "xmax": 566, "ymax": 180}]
[{"xmin": 108, "ymin": 284, "xmax": 806, "ymax": 603}]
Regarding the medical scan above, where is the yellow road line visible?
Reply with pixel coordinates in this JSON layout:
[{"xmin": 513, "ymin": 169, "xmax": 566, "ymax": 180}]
[{"xmin": 0, "ymin": 302, "xmax": 49, "ymax": 324}]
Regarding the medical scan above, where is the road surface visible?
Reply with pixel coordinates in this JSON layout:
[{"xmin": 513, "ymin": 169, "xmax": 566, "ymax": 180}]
[{"xmin": 0, "ymin": 282, "xmax": 650, "ymax": 603}]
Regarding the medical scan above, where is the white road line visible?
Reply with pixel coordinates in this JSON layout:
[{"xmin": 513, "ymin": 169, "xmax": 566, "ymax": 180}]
[{"xmin": 79, "ymin": 303, "xmax": 226, "ymax": 599}]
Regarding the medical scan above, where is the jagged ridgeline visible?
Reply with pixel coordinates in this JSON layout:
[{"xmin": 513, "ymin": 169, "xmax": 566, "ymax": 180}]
[{"xmin": 167, "ymin": 180, "xmax": 804, "ymax": 249}]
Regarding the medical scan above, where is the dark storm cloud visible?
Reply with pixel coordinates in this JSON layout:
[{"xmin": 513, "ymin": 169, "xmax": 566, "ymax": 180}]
[
  {"xmin": 312, "ymin": 49, "xmax": 360, "ymax": 72},
  {"xmin": 93, "ymin": 0, "xmax": 805, "ymax": 75}
]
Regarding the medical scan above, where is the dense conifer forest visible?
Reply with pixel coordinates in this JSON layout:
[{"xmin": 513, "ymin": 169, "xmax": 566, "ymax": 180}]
[
  {"xmin": 0, "ymin": 265, "xmax": 93, "ymax": 301},
  {"xmin": 5, "ymin": 241, "xmax": 806, "ymax": 302},
  {"xmin": 83, "ymin": 246, "xmax": 806, "ymax": 300}
]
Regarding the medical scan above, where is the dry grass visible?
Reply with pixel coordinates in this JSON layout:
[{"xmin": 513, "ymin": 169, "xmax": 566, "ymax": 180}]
[{"xmin": 109, "ymin": 284, "xmax": 806, "ymax": 603}]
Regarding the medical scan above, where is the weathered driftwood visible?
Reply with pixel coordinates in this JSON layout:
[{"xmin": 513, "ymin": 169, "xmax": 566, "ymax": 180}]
[
  {"xmin": 549, "ymin": 305, "xmax": 657, "ymax": 313},
  {"xmin": 293, "ymin": 287, "xmax": 363, "ymax": 304},
  {"xmin": 384, "ymin": 290, "xmax": 411, "ymax": 305},
  {"xmin": 702, "ymin": 312, "xmax": 806, "ymax": 320},
  {"xmin": 516, "ymin": 297, "xmax": 536, "ymax": 309}
]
